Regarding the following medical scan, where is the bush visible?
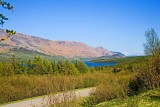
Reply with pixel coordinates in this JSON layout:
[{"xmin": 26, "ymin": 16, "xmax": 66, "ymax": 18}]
[
  {"xmin": 113, "ymin": 67, "xmax": 122, "ymax": 73},
  {"xmin": 80, "ymin": 73, "xmax": 135, "ymax": 106},
  {"xmin": 129, "ymin": 51, "xmax": 160, "ymax": 94},
  {"xmin": 0, "ymin": 73, "xmax": 102, "ymax": 104},
  {"xmin": 0, "ymin": 62, "xmax": 14, "ymax": 76}
]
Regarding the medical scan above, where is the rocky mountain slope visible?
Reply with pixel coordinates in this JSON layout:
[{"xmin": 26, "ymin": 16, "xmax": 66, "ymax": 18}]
[{"xmin": 0, "ymin": 29, "xmax": 116, "ymax": 58}]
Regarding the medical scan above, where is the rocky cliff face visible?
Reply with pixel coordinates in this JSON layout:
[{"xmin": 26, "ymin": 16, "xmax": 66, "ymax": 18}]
[{"xmin": 0, "ymin": 29, "xmax": 113, "ymax": 58}]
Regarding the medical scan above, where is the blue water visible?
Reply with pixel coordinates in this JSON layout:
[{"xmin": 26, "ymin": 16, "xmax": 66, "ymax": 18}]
[{"xmin": 84, "ymin": 61, "xmax": 116, "ymax": 67}]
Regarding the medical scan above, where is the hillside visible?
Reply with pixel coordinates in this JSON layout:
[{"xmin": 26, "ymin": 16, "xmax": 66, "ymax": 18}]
[
  {"xmin": 96, "ymin": 88, "xmax": 160, "ymax": 107},
  {"xmin": 0, "ymin": 29, "xmax": 123, "ymax": 58}
]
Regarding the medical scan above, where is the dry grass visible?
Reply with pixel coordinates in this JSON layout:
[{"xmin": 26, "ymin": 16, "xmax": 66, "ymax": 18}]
[
  {"xmin": 0, "ymin": 72, "xmax": 137, "ymax": 106},
  {"xmin": 0, "ymin": 73, "xmax": 102, "ymax": 104},
  {"xmin": 81, "ymin": 72, "xmax": 136, "ymax": 106}
]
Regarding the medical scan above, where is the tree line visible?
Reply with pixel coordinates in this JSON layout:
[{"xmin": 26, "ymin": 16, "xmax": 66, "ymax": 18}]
[{"xmin": 0, "ymin": 56, "xmax": 90, "ymax": 76}]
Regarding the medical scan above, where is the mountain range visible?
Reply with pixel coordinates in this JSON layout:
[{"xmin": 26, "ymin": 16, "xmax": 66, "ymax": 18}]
[{"xmin": 0, "ymin": 29, "xmax": 125, "ymax": 58}]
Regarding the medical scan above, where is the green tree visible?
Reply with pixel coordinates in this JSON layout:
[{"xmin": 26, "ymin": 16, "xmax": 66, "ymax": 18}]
[
  {"xmin": 0, "ymin": 62, "xmax": 14, "ymax": 76},
  {"xmin": 0, "ymin": 0, "xmax": 13, "ymax": 25},
  {"xmin": 27, "ymin": 59, "xmax": 33, "ymax": 74},
  {"xmin": 33, "ymin": 56, "xmax": 43, "ymax": 74},
  {"xmin": 47, "ymin": 63, "xmax": 53, "ymax": 74},
  {"xmin": 51, "ymin": 60, "xmax": 58, "ymax": 74},
  {"xmin": 57, "ymin": 60, "xmax": 65, "ymax": 74},
  {"xmin": 42, "ymin": 59, "xmax": 52, "ymax": 74},
  {"xmin": 11, "ymin": 55, "xmax": 21, "ymax": 74},
  {"xmin": 130, "ymin": 29, "xmax": 160, "ymax": 91},
  {"xmin": 20, "ymin": 61, "xmax": 27, "ymax": 74},
  {"xmin": 75, "ymin": 60, "xmax": 90, "ymax": 73},
  {"xmin": 143, "ymin": 28, "xmax": 160, "ymax": 55},
  {"xmin": 64, "ymin": 60, "xmax": 79, "ymax": 75}
]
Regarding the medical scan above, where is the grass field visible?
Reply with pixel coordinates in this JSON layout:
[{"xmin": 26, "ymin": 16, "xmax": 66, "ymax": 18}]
[{"xmin": 96, "ymin": 88, "xmax": 160, "ymax": 107}]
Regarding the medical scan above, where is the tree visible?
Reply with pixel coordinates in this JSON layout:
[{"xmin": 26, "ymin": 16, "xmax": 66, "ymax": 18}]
[
  {"xmin": 33, "ymin": 56, "xmax": 43, "ymax": 74},
  {"xmin": 75, "ymin": 60, "xmax": 90, "ymax": 73},
  {"xmin": 130, "ymin": 28, "xmax": 160, "ymax": 91},
  {"xmin": 57, "ymin": 60, "xmax": 65, "ymax": 74},
  {"xmin": 42, "ymin": 59, "xmax": 52, "ymax": 74},
  {"xmin": 0, "ymin": 0, "xmax": 16, "ymax": 42},
  {"xmin": 0, "ymin": 0, "xmax": 13, "ymax": 25},
  {"xmin": 27, "ymin": 59, "xmax": 33, "ymax": 74},
  {"xmin": 51, "ymin": 60, "xmax": 58, "ymax": 74},
  {"xmin": 11, "ymin": 55, "xmax": 21, "ymax": 74},
  {"xmin": 20, "ymin": 61, "xmax": 27, "ymax": 74},
  {"xmin": 64, "ymin": 60, "xmax": 79, "ymax": 75},
  {"xmin": 1, "ymin": 62, "xmax": 14, "ymax": 76},
  {"xmin": 143, "ymin": 28, "xmax": 160, "ymax": 55}
]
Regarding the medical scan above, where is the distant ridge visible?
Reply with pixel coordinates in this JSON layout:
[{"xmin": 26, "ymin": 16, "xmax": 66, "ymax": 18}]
[{"xmin": 0, "ymin": 29, "xmax": 124, "ymax": 58}]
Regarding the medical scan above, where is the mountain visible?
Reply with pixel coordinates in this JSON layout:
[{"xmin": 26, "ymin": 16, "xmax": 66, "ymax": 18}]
[
  {"xmin": 0, "ymin": 29, "xmax": 117, "ymax": 58},
  {"xmin": 98, "ymin": 51, "xmax": 125, "ymax": 59},
  {"xmin": 109, "ymin": 51, "xmax": 125, "ymax": 58},
  {"xmin": 95, "ymin": 46, "xmax": 112, "ymax": 56}
]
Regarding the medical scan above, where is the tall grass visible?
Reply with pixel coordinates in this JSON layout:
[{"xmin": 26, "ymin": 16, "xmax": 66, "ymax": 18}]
[
  {"xmin": 80, "ymin": 53, "xmax": 160, "ymax": 107},
  {"xmin": 0, "ymin": 69, "xmax": 139, "ymax": 106},
  {"xmin": 81, "ymin": 72, "xmax": 136, "ymax": 106},
  {"xmin": 0, "ymin": 73, "xmax": 101, "ymax": 104},
  {"xmin": 42, "ymin": 91, "xmax": 79, "ymax": 107}
]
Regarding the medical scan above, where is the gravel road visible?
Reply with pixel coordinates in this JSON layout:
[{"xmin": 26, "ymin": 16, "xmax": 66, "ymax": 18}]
[{"xmin": 0, "ymin": 87, "xmax": 95, "ymax": 107}]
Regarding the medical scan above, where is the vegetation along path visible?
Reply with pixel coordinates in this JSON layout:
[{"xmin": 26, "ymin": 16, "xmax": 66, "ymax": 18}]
[{"xmin": 0, "ymin": 87, "xmax": 95, "ymax": 107}]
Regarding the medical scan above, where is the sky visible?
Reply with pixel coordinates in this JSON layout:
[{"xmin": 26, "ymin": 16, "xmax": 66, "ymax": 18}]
[{"xmin": 1, "ymin": 0, "xmax": 160, "ymax": 56}]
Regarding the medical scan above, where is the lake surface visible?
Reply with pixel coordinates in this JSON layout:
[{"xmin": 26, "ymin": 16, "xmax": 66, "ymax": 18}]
[{"xmin": 84, "ymin": 61, "xmax": 116, "ymax": 67}]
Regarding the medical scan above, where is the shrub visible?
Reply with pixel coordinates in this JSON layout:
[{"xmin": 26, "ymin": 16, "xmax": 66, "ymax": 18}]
[
  {"xmin": 0, "ymin": 73, "xmax": 101, "ymax": 104},
  {"xmin": 80, "ymin": 73, "xmax": 135, "ymax": 106},
  {"xmin": 75, "ymin": 60, "xmax": 90, "ymax": 73},
  {"xmin": 113, "ymin": 67, "xmax": 122, "ymax": 73},
  {"xmin": 0, "ymin": 62, "xmax": 14, "ymax": 76},
  {"xmin": 129, "ymin": 51, "xmax": 160, "ymax": 94}
]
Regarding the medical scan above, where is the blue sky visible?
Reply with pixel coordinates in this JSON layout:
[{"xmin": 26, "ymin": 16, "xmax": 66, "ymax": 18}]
[{"xmin": 1, "ymin": 0, "xmax": 160, "ymax": 56}]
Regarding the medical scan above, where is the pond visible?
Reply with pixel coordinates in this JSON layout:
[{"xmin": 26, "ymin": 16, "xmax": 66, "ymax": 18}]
[{"xmin": 84, "ymin": 61, "xmax": 117, "ymax": 67}]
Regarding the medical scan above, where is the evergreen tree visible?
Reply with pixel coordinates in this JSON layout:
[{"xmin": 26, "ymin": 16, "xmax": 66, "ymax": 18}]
[
  {"xmin": 27, "ymin": 59, "xmax": 33, "ymax": 74},
  {"xmin": 11, "ymin": 55, "xmax": 21, "ymax": 74},
  {"xmin": 33, "ymin": 56, "xmax": 43, "ymax": 74},
  {"xmin": 75, "ymin": 60, "xmax": 90, "ymax": 73},
  {"xmin": 42, "ymin": 59, "xmax": 48, "ymax": 74},
  {"xmin": 57, "ymin": 60, "xmax": 65, "ymax": 74},
  {"xmin": 48, "ymin": 64, "xmax": 53, "ymax": 74},
  {"xmin": 20, "ymin": 61, "xmax": 27, "ymax": 74},
  {"xmin": 64, "ymin": 60, "xmax": 79, "ymax": 75},
  {"xmin": 51, "ymin": 60, "xmax": 58, "ymax": 74},
  {"xmin": 42, "ymin": 59, "xmax": 52, "ymax": 74}
]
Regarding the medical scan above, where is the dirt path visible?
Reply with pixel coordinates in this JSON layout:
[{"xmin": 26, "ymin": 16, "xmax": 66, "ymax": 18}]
[{"xmin": 0, "ymin": 87, "xmax": 95, "ymax": 107}]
